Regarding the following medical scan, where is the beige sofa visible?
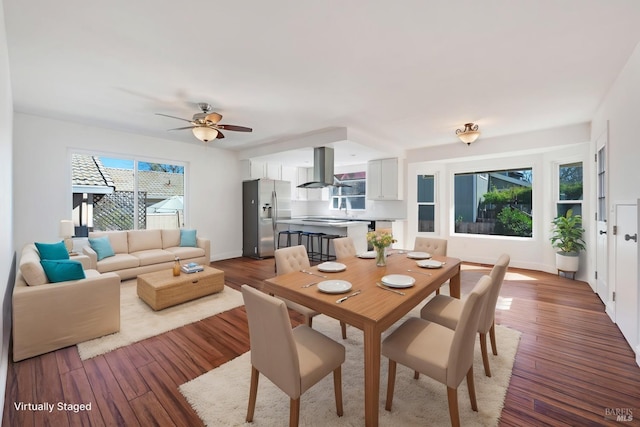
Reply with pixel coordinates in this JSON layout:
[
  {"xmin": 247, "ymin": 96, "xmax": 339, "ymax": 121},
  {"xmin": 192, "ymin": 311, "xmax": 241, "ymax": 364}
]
[
  {"xmin": 83, "ymin": 229, "xmax": 210, "ymax": 281},
  {"xmin": 13, "ymin": 244, "xmax": 121, "ymax": 361}
]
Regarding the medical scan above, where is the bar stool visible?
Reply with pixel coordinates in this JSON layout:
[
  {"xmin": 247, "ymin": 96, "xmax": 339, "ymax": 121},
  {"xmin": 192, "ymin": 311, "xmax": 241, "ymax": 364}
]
[
  {"xmin": 301, "ymin": 231, "xmax": 324, "ymax": 262},
  {"xmin": 277, "ymin": 230, "xmax": 302, "ymax": 248},
  {"xmin": 320, "ymin": 234, "xmax": 342, "ymax": 262}
]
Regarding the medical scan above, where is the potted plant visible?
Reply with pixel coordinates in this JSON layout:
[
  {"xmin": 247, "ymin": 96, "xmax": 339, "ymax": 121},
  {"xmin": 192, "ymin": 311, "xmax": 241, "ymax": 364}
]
[{"xmin": 550, "ymin": 209, "xmax": 586, "ymax": 273}]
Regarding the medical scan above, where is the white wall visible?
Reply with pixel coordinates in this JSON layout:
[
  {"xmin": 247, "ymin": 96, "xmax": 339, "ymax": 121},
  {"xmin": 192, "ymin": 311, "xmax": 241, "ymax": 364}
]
[
  {"xmin": 0, "ymin": 0, "xmax": 13, "ymax": 418},
  {"xmin": 592, "ymin": 40, "xmax": 640, "ymax": 364},
  {"xmin": 12, "ymin": 114, "xmax": 243, "ymax": 260},
  {"xmin": 406, "ymin": 125, "xmax": 591, "ymax": 277}
]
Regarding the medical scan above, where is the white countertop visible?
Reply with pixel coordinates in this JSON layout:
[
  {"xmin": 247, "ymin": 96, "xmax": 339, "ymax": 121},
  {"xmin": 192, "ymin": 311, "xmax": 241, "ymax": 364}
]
[{"xmin": 278, "ymin": 219, "xmax": 369, "ymax": 227}]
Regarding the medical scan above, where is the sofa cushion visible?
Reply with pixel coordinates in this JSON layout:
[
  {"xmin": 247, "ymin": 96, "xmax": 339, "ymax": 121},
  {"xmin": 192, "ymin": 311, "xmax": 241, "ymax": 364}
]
[
  {"xmin": 165, "ymin": 246, "xmax": 206, "ymax": 260},
  {"xmin": 40, "ymin": 259, "xmax": 86, "ymax": 283},
  {"xmin": 35, "ymin": 241, "xmax": 69, "ymax": 260},
  {"xmin": 96, "ymin": 254, "xmax": 140, "ymax": 273},
  {"xmin": 162, "ymin": 229, "xmax": 181, "ymax": 249},
  {"xmin": 131, "ymin": 249, "xmax": 175, "ymax": 266},
  {"xmin": 180, "ymin": 229, "xmax": 197, "ymax": 247},
  {"xmin": 20, "ymin": 245, "xmax": 49, "ymax": 286},
  {"xmin": 88, "ymin": 236, "xmax": 116, "ymax": 261},
  {"xmin": 89, "ymin": 231, "xmax": 129, "ymax": 254},
  {"xmin": 128, "ymin": 229, "xmax": 162, "ymax": 253}
]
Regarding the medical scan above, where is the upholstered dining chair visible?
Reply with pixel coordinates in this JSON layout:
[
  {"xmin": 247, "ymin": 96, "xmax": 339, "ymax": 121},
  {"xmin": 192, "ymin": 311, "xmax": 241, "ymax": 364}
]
[
  {"xmin": 414, "ymin": 236, "xmax": 448, "ymax": 295},
  {"xmin": 381, "ymin": 275, "xmax": 492, "ymax": 427},
  {"xmin": 332, "ymin": 237, "xmax": 357, "ymax": 259},
  {"xmin": 420, "ymin": 253, "xmax": 510, "ymax": 377},
  {"xmin": 274, "ymin": 245, "xmax": 348, "ymax": 339},
  {"xmin": 241, "ymin": 285, "xmax": 345, "ymax": 427},
  {"xmin": 413, "ymin": 236, "xmax": 448, "ymax": 256}
]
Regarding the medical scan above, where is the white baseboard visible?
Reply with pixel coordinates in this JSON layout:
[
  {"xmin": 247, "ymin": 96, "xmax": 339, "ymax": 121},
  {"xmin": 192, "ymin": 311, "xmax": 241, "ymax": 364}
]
[
  {"xmin": 636, "ymin": 344, "xmax": 640, "ymax": 367},
  {"xmin": 210, "ymin": 250, "xmax": 243, "ymax": 262}
]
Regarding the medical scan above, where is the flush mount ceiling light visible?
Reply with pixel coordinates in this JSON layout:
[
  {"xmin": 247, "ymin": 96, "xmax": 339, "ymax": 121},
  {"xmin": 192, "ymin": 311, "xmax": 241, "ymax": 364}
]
[
  {"xmin": 192, "ymin": 126, "xmax": 219, "ymax": 142},
  {"xmin": 456, "ymin": 123, "xmax": 480, "ymax": 145}
]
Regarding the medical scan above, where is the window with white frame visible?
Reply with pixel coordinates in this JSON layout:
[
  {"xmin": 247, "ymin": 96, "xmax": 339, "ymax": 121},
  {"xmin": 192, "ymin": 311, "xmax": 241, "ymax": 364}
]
[
  {"xmin": 557, "ymin": 161, "xmax": 583, "ymax": 217},
  {"xmin": 417, "ymin": 174, "xmax": 435, "ymax": 232},
  {"xmin": 454, "ymin": 168, "xmax": 533, "ymax": 237},
  {"xmin": 71, "ymin": 153, "xmax": 186, "ymax": 236},
  {"xmin": 330, "ymin": 172, "xmax": 366, "ymax": 211}
]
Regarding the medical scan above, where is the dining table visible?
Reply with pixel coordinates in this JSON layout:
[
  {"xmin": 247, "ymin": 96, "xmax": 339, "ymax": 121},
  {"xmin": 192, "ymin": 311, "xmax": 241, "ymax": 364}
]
[{"xmin": 262, "ymin": 250, "xmax": 462, "ymax": 427}]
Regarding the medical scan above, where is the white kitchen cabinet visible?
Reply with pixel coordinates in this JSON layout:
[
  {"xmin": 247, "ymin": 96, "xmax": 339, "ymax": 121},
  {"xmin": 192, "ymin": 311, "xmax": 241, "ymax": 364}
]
[
  {"xmin": 367, "ymin": 158, "xmax": 403, "ymax": 200},
  {"xmin": 247, "ymin": 160, "xmax": 282, "ymax": 180}
]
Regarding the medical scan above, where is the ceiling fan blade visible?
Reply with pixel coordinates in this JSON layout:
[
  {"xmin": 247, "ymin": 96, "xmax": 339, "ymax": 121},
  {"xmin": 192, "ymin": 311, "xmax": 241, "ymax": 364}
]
[
  {"xmin": 205, "ymin": 112, "xmax": 222, "ymax": 124},
  {"xmin": 156, "ymin": 113, "xmax": 192, "ymax": 123},
  {"xmin": 217, "ymin": 124, "xmax": 253, "ymax": 132},
  {"xmin": 167, "ymin": 126, "xmax": 197, "ymax": 131},
  {"xmin": 216, "ymin": 131, "xmax": 225, "ymax": 139}
]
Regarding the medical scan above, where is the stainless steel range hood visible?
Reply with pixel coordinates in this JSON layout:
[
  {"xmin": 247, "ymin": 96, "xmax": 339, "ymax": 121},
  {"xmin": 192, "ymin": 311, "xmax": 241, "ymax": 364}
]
[{"xmin": 297, "ymin": 147, "xmax": 336, "ymax": 188}]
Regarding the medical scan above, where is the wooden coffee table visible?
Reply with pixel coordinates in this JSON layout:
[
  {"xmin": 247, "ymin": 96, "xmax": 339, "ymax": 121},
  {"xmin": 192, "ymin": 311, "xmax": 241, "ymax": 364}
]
[{"xmin": 137, "ymin": 265, "xmax": 224, "ymax": 310}]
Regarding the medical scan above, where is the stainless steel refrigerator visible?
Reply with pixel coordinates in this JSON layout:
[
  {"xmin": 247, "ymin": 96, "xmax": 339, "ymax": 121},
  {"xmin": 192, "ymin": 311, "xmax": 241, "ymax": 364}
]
[{"xmin": 242, "ymin": 179, "xmax": 292, "ymax": 259}]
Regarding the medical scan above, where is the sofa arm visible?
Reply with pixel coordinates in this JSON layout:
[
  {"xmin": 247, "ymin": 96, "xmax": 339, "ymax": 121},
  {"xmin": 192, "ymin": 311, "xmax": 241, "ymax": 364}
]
[
  {"xmin": 197, "ymin": 237, "xmax": 211, "ymax": 263},
  {"xmin": 82, "ymin": 246, "xmax": 98, "ymax": 269},
  {"xmin": 12, "ymin": 272, "xmax": 121, "ymax": 361}
]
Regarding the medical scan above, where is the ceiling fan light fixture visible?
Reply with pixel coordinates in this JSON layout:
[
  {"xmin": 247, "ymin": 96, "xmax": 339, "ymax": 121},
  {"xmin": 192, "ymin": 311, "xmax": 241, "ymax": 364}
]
[
  {"xmin": 456, "ymin": 123, "xmax": 480, "ymax": 145},
  {"xmin": 192, "ymin": 126, "xmax": 218, "ymax": 142}
]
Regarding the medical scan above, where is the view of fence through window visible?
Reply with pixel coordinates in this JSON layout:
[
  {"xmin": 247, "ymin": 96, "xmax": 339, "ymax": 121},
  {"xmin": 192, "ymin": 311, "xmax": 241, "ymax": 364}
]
[
  {"xmin": 454, "ymin": 168, "xmax": 533, "ymax": 237},
  {"xmin": 71, "ymin": 154, "xmax": 185, "ymax": 236}
]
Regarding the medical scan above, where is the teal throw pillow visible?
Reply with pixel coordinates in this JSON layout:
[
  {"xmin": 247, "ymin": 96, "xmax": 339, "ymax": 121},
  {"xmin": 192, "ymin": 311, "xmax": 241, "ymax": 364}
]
[
  {"xmin": 180, "ymin": 229, "xmax": 197, "ymax": 247},
  {"xmin": 89, "ymin": 236, "xmax": 116, "ymax": 261},
  {"xmin": 35, "ymin": 241, "xmax": 69, "ymax": 260},
  {"xmin": 40, "ymin": 259, "xmax": 86, "ymax": 283}
]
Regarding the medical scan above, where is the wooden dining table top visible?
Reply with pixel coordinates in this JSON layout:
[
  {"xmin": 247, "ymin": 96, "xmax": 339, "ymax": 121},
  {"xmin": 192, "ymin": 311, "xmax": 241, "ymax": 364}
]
[{"xmin": 262, "ymin": 252, "xmax": 462, "ymax": 334}]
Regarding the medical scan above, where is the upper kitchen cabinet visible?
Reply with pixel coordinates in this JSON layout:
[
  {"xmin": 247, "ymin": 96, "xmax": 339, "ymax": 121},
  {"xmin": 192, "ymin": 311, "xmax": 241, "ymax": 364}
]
[
  {"xmin": 240, "ymin": 160, "xmax": 283, "ymax": 180},
  {"xmin": 367, "ymin": 158, "xmax": 403, "ymax": 200}
]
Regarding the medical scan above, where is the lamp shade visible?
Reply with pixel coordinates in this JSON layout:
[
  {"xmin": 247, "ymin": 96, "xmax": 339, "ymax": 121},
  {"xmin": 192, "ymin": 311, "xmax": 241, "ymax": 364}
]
[
  {"xmin": 192, "ymin": 126, "xmax": 218, "ymax": 142},
  {"xmin": 59, "ymin": 220, "xmax": 74, "ymax": 238},
  {"xmin": 456, "ymin": 123, "xmax": 480, "ymax": 145}
]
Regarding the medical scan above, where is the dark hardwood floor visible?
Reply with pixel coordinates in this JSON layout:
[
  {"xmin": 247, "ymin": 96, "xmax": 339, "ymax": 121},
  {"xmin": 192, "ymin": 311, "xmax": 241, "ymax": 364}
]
[{"xmin": 3, "ymin": 257, "xmax": 640, "ymax": 426}]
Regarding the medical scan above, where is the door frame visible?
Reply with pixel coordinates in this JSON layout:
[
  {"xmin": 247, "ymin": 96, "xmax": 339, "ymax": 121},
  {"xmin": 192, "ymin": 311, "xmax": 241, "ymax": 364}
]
[{"xmin": 594, "ymin": 124, "xmax": 611, "ymax": 317}]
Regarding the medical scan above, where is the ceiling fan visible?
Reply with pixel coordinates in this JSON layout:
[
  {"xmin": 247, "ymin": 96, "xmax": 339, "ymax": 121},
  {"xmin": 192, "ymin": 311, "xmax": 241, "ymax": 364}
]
[{"xmin": 156, "ymin": 103, "xmax": 252, "ymax": 142}]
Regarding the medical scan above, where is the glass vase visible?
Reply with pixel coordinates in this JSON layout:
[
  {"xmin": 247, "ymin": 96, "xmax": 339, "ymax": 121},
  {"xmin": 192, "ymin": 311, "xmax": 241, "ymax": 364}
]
[{"xmin": 375, "ymin": 246, "xmax": 387, "ymax": 267}]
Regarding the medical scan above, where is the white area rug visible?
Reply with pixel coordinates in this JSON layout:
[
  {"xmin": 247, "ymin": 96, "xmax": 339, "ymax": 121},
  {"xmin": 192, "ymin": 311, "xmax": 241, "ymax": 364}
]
[
  {"xmin": 180, "ymin": 307, "xmax": 521, "ymax": 426},
  {"xmin": 77, "ymin": 280, "xmax": 244, "ymax": 360}
]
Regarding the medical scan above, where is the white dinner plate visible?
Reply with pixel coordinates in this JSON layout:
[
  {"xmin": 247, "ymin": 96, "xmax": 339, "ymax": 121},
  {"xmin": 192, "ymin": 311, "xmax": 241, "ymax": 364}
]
[
  {"xmin": 416, "ymin": 259, "xmax": 443, "ymax": 269},
  {"xmin": 317, "ymin": 280, "xmax": 353, "ymax": 294},
  {"xmin": 381, "ymin": 274, "xmax": 416, "ymax": 288},
  {"xmin": 317, "ymin": 262, "xmax": 347, "ymax": 272},
  {"xmin": 406, "ymin": 251, "xmax": 431, "ymax": 260},
  {"xmin": 357, "ymin": 251, "xmax": 377, "ymax": 259}
]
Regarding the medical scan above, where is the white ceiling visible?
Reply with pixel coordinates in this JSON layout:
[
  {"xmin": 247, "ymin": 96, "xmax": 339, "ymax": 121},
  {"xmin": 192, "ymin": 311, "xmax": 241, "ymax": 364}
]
[{"xmin": 4, "ymin": 1, "xmax": 640, "ymax": 166}]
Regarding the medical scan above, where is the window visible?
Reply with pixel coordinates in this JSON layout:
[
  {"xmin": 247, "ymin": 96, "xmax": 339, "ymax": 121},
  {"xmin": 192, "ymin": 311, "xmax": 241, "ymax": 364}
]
[
  {"xmin": 454, "ymin": 168, "xmax": 532, "ymax": 237},
  {"xmin": 330, "ymin": 172, "xmax": 366, "ymax": 211},
  {"xmin": 557, "ymin": 161, "xmax": 583, "ymax": 217},
  {"xmin": 71, "ymin": 153, "xmax": 185, "ymax": 236},
  {"xmin": 417, "ymin": 174, "xmax": 435, "ymax": 232}
]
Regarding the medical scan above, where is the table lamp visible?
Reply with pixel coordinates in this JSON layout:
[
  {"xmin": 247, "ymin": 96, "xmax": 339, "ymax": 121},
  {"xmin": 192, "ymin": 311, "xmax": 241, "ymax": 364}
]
[{"xmin": 59, "ymin": 220, "xmax": 75, "ymax": 253}]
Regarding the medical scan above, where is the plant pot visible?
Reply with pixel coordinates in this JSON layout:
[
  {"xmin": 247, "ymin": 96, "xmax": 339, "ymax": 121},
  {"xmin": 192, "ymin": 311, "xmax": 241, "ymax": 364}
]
[{"xmin": 556, "ymin": 252, "xmax": 579, "ymax": 272}]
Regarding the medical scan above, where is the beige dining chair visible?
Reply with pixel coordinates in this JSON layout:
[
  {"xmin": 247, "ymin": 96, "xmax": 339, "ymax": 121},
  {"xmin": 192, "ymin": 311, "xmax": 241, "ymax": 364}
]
[
  {"xmin": 332, "ymin": 237, "xmax": 357, "ymax": 259},
  {"xmin": 381, "ymin": 275, "xmax": 492, "ymax": 427},
  {"xmin": 413, "ymin": 236, "xmax": 448, "ymax": 256},
  {"xmin": 420, "ymin": 253, "xmax": 510, "ymax": 377},
  {"xmin": 241, "ymin": 285, "xmax": 345, "ymax": 427},
  {"xmin": 274, "ymin": 245, "xmax": 348, "ymax": 339},
  {"xmin": 414, "ymin": 237, "xmax": 448, "ymax": 295}
]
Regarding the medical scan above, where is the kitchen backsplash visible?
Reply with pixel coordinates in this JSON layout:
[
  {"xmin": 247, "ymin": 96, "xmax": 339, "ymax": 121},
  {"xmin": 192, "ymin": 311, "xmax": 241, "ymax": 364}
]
[{"xmin": 292, "ymin": 199, "xmax": 406, "ymax": 220}]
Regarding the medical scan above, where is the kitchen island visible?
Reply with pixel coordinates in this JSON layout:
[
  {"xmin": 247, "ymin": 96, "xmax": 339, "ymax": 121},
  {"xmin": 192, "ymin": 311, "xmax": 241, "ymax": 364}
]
[{"xmin": 277, "ymin": 218, "xmax": 369, "ymax": 254}]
